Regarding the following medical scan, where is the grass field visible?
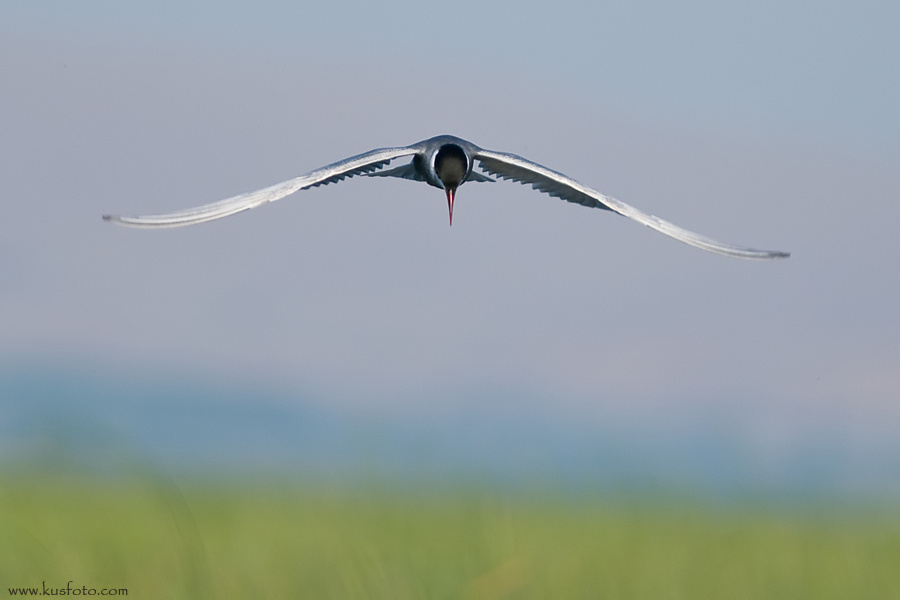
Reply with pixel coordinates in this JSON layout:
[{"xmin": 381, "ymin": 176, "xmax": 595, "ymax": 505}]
[{"xmin": 2, "ymin": 470, "xmax": 899, "ymax": 599}]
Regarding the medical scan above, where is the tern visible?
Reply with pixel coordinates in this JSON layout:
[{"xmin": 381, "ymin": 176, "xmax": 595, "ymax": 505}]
[{"xmin": 103, "ymin": 135, "xmax": 789, "ymax": 259}]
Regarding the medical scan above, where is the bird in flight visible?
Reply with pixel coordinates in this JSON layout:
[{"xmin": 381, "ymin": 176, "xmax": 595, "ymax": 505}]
[{"xmin": 103, "ymin": 135, "xmax": 789, "ymax": 260}]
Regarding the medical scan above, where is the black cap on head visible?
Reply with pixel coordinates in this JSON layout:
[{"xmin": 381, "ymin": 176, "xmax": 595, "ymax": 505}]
[
  {"xmin": 434, "ymin": 144, "xmax": 467, "ymax": 190},
  {"xmin": 434, "ymin": 144, "xmax": 467, "ymax": 226}
]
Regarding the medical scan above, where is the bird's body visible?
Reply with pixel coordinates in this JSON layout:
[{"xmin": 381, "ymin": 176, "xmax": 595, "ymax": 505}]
[{"xmin": 104, "ymin": 135, "xmax": 789, "ymax": 259}]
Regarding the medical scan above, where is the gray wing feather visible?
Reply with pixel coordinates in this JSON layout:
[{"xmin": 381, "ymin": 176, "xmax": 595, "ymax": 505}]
[
  {"xmin": 465, "ymin": 170, "xmax": 495, "ymax": 183},
  {"xmin": 365, "ymin": 162, "xmax": 425, "ymax": 182},
  {"xmin": 476, "ymin": 149, "xmax": 789, "ymax": 260},
  {"xmin": 103, "ymin": 146, "xmax": 418, "ymax": 228}
]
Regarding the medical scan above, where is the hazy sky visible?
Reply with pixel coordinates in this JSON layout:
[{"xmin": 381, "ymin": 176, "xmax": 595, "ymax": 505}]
[{"xmin": 1, "ymin": 1, "xmax": 898, "ymax": 435}]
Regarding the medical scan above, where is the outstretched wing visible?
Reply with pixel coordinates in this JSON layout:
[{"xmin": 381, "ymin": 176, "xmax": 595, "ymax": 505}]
[
  {"xmin": 103, "ymin": 146, "xmax": 418, "ymax": 228},
  {"xmin": 476, "ymin": 149, "xmax": 789, "ymax": 260}
]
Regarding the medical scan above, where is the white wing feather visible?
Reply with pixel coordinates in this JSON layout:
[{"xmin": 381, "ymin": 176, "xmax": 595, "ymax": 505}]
[
  {"xmin": 103, "ymin": 146, "xmax": 418, "ymax": 228},
  {"xmin": 476, "ymin": 149, "xmax": 789, "ymax": 260}
]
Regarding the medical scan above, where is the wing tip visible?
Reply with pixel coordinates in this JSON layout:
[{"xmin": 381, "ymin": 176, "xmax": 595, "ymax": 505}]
[
  {"xmin": 102, "ymin": 213, "xmax": 164, "ymax": 228},
  {"xmin": 719, "ymin": 248, "xmax": 791, "ymax": 260},
  {"xmin": 750, "ymin": 249, "xmax": 790, "ymax": 260},
  {"xmin": 104, "ymin": 214, "xmax": 151, "ymax": 228}
]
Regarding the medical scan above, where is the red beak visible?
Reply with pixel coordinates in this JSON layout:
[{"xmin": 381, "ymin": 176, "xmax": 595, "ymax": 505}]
[{"xmin": 446, "ymin": 187, "xmax": 455, "ymax": 226}]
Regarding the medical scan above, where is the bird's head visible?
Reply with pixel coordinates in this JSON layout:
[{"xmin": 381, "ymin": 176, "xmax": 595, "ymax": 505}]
[{"xmin": 434, "ymin": 144, "xmax": 468, "ymax": 226}]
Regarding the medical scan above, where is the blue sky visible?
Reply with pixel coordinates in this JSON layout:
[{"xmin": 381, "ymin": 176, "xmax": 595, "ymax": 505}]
[{"xmin": 1, "ymin": 1, "xmax": 899, "ymax": 481}]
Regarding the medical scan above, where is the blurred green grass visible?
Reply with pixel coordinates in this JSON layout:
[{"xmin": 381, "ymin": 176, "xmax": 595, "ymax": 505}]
[{"xmin": 2, "ymin": 470, "xmax": 899, "ymax": 599}]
